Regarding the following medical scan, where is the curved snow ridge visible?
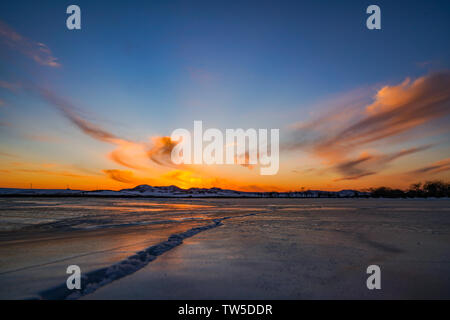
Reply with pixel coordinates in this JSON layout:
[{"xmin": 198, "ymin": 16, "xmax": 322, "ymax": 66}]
[{"xmin": 37, "ymin": 218, "xmax": 228, "ymax": 300}]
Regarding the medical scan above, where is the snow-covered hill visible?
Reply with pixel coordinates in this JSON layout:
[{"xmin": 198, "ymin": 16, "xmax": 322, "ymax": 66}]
[{"xmin": 0, "ymin": 185, "xmax": 370, "ymax": 198}]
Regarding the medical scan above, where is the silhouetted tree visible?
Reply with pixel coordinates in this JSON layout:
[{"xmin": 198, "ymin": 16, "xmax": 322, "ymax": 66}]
[
  {"xmin": 406, "ymin": 182, "xmax": 424, "ymax": 197},
  {"xmin": 370, "ymin": 187, "xmax": 406, "ymax": 198},
  {"xmin": 422, "ymin": 180, "xmax": 450, "ymax": 197},
  {"xmin": 404, "ymin": 180, "xmax": 449, "ymax": 198}
]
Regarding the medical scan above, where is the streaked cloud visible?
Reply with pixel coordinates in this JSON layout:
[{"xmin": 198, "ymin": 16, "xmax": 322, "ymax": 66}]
[
  {"xmin": 147, "ymin": 136, "xmax": 179, "ymax": 167},
  {"xmin": 0, "ymin": 80, "xmax": 22, "ymax": 91},
  {"xmin": 0, "ymin": 20, "xmax": 60, "ymax": 67},
  {"xmin": 102, "ymin": 169, "xmax": 144, "ymax": 184},
  {"xmin": 333, "ymin": 145, "xmax": 433, "ymax": 181},
  {"xmin": 15, "ymin": 168, "xmax": 87, "ymax": 178},
  {"xmin": 320, "ymin": 72, "xmax": 450, "ymax": 156},
  {"xmin": 409, "ymin": 158, "xmax": 450, "ymax": 175},
  {"xmin": 22, "ymin": 133, "xmax": 63, "ymax": 143},
  {"xmin": 39, "ymin": 88, "xmax": 184, "ymax": 175},
  {"xmin": 39, "ymin": 88, "xmax": 121, "ymax": 144},
  {"xmin": 0, "ymin": 151, "xmax": 17, "ymax": 158},
  {"xmin": 289, "ymin": 72, "xmax": 450, "ymax": 180},
  {"xmin": 0, "ymin": 121, "xmax": 12, "ymax": 127}
]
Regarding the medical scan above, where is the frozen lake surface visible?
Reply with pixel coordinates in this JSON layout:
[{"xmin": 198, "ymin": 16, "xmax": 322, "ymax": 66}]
[{"xmin": 0, "ymin": 197, "xmax": 449, "ymax": 299}]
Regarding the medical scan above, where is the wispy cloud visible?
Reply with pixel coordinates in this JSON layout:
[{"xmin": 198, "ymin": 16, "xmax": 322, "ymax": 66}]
[
  {"xmin": 0, "ymin": 20, "xmax": 61, "ymax": 67},
  {"xmin": 0, "ymin": 80, "xmax": 22, "ymax": 91},
  {"xmin": 409, "ymin": 158, "xmax": 450, "ymax": 175},
  {"xmin": 39, "ymin": 88, "xmax": 121, "ymax": 144},
  {"xmin": 289, "ymin": 72, "xmax": 450, "ymax": 180},
  {"xmin": 333, "ymin": 145, "xmax": 433, "ymax": 181},
  {"xmin": 333, "ymin": 172, "xmax": 376, "ymax": 182},
  {"xmin": 22, "ymin": 133, "xmax": 63, "ymax": 143},
  {"xmin": 334, "ymin": 154, "xmax": 374, "ymax": 178},
  {"xmin": 147, "ymin": 136, "xmax": 179, "ymax": 167},
  {"xmin": 0, "ymin": 151, "xmax": 17, "ymax": 158},
  {"xmin": 39, "ymin": 88, "xmax": 182, "ymax": 175},
  {"xmin": 320, "ymin": 72, "xmax": 448, "ymax": 157},
  {"xmin": 102, "ymin": 169, "xmax": 146, "ymax": 184},
  {"xmin": 15, "ymin": 168, "xmax": 87, "ymax": 178},
  {"xmin": 0, "ymin": 121, "xmax": 12, "ymax": 127},
  {"xmin": 108, "ymin": 141, "xmax": 150, "ymax": 170}
]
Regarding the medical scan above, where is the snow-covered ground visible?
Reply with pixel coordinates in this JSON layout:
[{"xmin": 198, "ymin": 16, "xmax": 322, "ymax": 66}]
[
  {"xmin": 0, "ymin": 197, "xmax": 449, "ymax": 299},
  {"xmin": 84, "ymin": 198, "xmax": 450, "ymax": 300}
]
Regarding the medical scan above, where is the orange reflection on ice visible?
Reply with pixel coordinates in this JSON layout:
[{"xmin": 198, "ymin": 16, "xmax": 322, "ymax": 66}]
[
  {"xmin": 115, "ymin": 202, "xmax": 215, "ymax": 209},
  {"xmin": 53, "ymin": 204, "xmax": 167, "ymax": 212}
]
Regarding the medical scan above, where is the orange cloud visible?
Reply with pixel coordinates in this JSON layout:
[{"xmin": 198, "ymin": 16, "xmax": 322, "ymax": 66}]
[
  {"xmin": 0, "ymin": 151, "xmax": 17, "ymax": 158},
  {"xmin": 289, "ymin": 72, "xmax": 450, "ymax": 181},
  {"xmin": 39, "ymin": 88, "xmax": 186, "ymax": 172},
  {"xmin": 102, "ymin": 169, "xmax": 144, "ymax": 184},
  {"xmin": 147, "ymin": 136, "xmax": 179, "ymax": 167},
  {"xmin": 162, "ymin": 170, "xmax": 205, "ymax": 188},
  {"xmin": 162, "ymin": 169, "xmax": 234, "ymax": 190},
  {"xmin": 19, "ymin": 169, "xmax": 86, "ymax": 178},
  {"xmin": 320, "ymin": 72, "xmax": 450, "ymax": 154},
  {"xmin": 108, "ymin": 140, "xmax": 151, "ymax": 170}
]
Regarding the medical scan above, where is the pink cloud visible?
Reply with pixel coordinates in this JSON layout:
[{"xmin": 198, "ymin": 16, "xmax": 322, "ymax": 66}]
[{"xmin": 0, "ymin": 20, "xmax": 61, "ymax": 67}]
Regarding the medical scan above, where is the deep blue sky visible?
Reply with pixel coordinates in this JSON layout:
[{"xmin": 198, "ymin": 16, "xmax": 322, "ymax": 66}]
[{"xmin": 1, "ymin": 0, "xmax": 449, "ymax": 134}]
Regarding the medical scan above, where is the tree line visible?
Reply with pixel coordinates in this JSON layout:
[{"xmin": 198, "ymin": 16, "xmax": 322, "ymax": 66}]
[{"xmin": 370, "ymin": 180, "xmax": 450, "ymax": 198}]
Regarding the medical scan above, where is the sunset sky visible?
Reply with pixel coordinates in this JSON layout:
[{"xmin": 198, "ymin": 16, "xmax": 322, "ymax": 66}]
[{"xmin": 0, "ymin": 0, "xmax": 449, "ymax": 192}]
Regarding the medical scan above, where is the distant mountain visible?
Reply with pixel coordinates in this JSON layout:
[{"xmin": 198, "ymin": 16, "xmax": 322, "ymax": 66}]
[{"xmin": 0, "ymin": 184, "xmax": 370, "ymax": 198}]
